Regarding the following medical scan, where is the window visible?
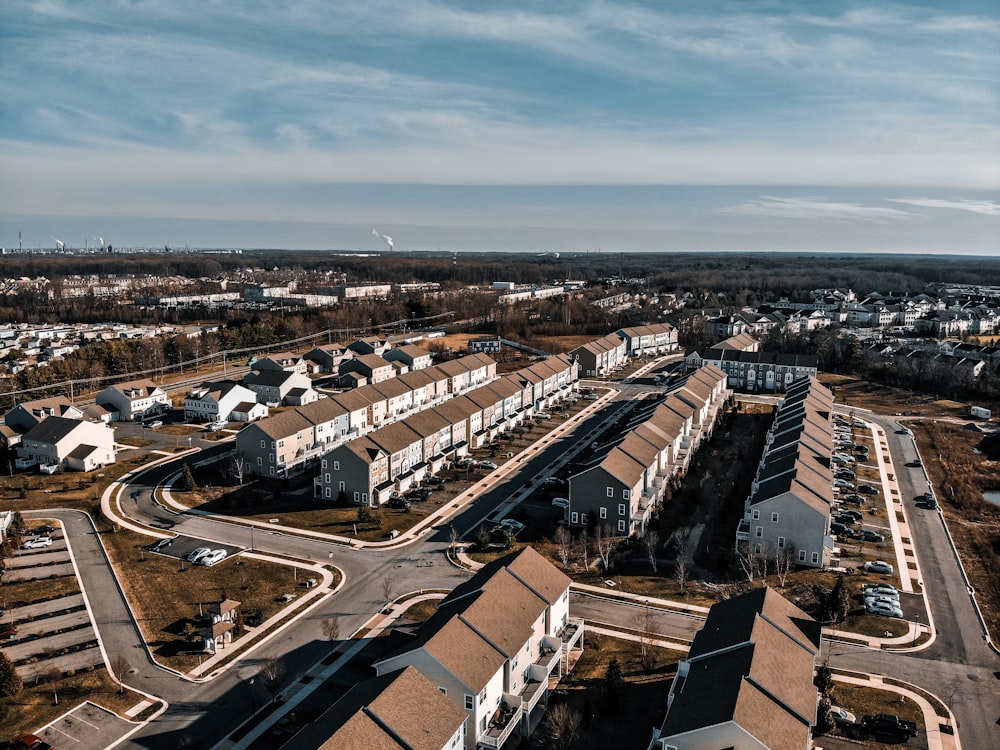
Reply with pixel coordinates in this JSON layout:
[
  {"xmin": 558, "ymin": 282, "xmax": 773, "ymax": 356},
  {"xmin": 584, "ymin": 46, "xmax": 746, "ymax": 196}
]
[
  {"xmin": 324, "ymin": 488, "xmax": 331, "ymax": 498},
  {"xmin": 798, "ymin": 550, "xmax": 807, "ymax": 562},
  {"xmin": 257, "ymin": 457, "xmax": 262, "ymax": 466},
  {"xmin": 771, "ymin": 512, "xmax": 779, "ymax": 523},
  {"xmin": 333, "ymin": 461, "xmax": 340, "ymax": 471},
  {"xmin": 752, "ymin": 509, "xmax": 760, "ymax": 520},
  {"xmin": 755, "ymin": 526, "xmax": 762, "ymax": 538},
  {"xmin": 606, "ymin": 487, "xmax": 614, "ymax": 498},
  {"xmin": 324, "ymin": 473, "xmax": 330, "ymax": 483},
  {"xmin": 600, "ymin": 507, "xmax": 607, "ymax": 519},
  {"xmin": 754, "ymin": 543, "xmax": 761, "ymax": 554},
  {"xmin": 571, "ymin": 512, "xmax": 579, "ymax": 524},
  {"xmin": 623, "ymin": 489, "xmax": 631, "ymax": 500},
  {"xmin": 581, "ymin": 513, "xmax": 588, "ymax": 526},
  {"xmin": 260, "ymin": 440, "xmax": 265, "ymax": 448},
  {"xmin": 339, "ymin": 481, "xmax": 345, "ymax": 491},
  {"xmin": 618, "ymin": 520, "xmax": 626, "ymax": 532},
  {"xmin": 811, "ymin": 552, "xmax": 820, "ymax": 564},
  {"xmin": 321, "ymin": 460, "xmax": 327, "ymax": 470},
  {"xmin": 778, "ymin": 536, "xmax": 785, "ymax": 548},
  {"xmin": 353, "ymin": 492, "xmax": 360, "ymax": 502},
  {"xmin": 618, "ymin": 504, "xmax": 626, "ymax": 516},
  {"xmin": 465, "ymin": 694, "xmax": 474, "ymax": 710},
  {"xmin": 480, "ymin": 688, "xmax": 487, "ymax": 704}
]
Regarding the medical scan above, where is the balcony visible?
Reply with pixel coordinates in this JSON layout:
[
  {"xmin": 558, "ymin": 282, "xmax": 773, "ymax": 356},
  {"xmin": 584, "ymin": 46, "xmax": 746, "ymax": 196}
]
[
  {"xmin": 534, "ymin": 638, "xmax": 562, "ymax": 675},
  {"xmin": 559, "ymin": 617, "xmax": 585, "ymax": 657},
  {"xmin": 479, "ymin": 701, "xmax": 521, "ymax": 749},
  {"xmin": 736, "ymin": 519, "xmax": 751, "ymax": 542}
]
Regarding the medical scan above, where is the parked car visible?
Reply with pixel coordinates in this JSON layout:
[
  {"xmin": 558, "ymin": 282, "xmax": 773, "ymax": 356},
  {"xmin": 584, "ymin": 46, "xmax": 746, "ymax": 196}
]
[
  {"xmin": 583, "ymin": 394, "xmax": 599, "ymax": 400},
  {"xmin": 831, "ymin": 453, "xmax": 853, "ymax": 464},
  {"xmin": 833, "ymin": 479, "xmax": 854, "ymax": 490},
  {"xmin": 496, "ymin": 519, "xmax": 526, "ymax": 534},
  {"xmin": 534, "ymin": 412, "xmax": 551, "ymax": 420},
  {"xmin": 859, "ymin": 529, "xmax": 885, "ymax": 543},
  {"xmin": 838, "ymin": 509, "xmax": 863, "ymax": 521},
  {"xmin": 835, "ymin": 468, "xmax": 856, "ymax": 478},
  {"xmin": 0, "ymin": 623, "xmax": 17, "ymax": 640},
  {"xmin": 198, "ymin": 549, "xmax": 228, "ymax": 566},
  {"xmin": 542, "ymin": 476, "xmax": 566, "ymax": 487},
  {"xmin": 146, "ymin": 420, "xmax": 163, "ymax": 428},
  {"xmin": 858, "ymin": 484, "xmax": 880, "ymax": 495},
  {"xmin": 864, "ymin": 593, "xmax": 900, "ymax": 608},
  {"xmin": 33, "ymin": 525, "xmax": 55, "ymax": 535},
  {"xmin": 831, "ymin": 521, "xmax": 850, "ymax": 536},
  {"xmin": 186, "ymin": 546, "xmax": 212, "ymax": 563},
  {"xmin": 861, "ymin": 714, "xmax": 917, "ymax": 738},
  {"xmin": 206, "ymin": 420, "xmax": 227, "ymax": 432},
  {"xmin": 147, "ymin": 537, "xmax": 173, "ymax": 551},
  {"xmin": 424, "ymin": 476, "xmax": 444, "ymax": 485},
  {"xmin": 551, "ymin": 497, "xmax": 569, "ymax": 509},
  {"xmin": 923, "ymin": 495, "xmax": 938, "ymax": 509},
  {"xmin": 23, "ymin": 536, "xmax": 53, "ymax": 549},
  {"xmin": 910, "ymin": 458, "xmax": 922, "ymax": 467},
  {"xmin": 864, "ymin": 560, "xmax": 894, "ymax": 574},
  {"xmin": 863, "ymin": 583, "xmax": 899, "ymax": 597},
  {"xmin": 841, "ymin": 493, "xmax": 866, "ymax": 505},
  {"xmin": 478, "ymin": 460, "xmax": 498, "ymax": 470},
  {"xmin": 830, "ymin": 706, "xmax": 857, "ymax": 727},
  {"xmin": 865, "ymin": 600, "xmax": 903, "ymax": 618},
  {"xmin": 834, "ymin": 513, "xmax": 859, "ymax": 526},
  {"xmin": 386, "ymin": 496, "xmax": 411, "ymax": 510}
]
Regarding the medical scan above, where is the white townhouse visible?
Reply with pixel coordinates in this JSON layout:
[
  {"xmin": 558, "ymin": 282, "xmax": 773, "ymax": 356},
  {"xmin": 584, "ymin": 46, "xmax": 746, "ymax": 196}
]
[
  {"xmin": 96, "ymin": 379, "xmax": 169, "ymax": 422},
  {"xmin": 184, "ymin": 380, "xmax": 266, "ymax": 423}
]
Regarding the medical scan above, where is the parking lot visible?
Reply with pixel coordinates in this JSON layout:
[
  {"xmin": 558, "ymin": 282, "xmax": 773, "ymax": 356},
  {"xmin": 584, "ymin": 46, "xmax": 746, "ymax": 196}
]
[
  {"xmin": 34, "ymin": 701, "xmax": 140, "ymax": 750},
  {"xmin": 143, "ymin": 534, "xmax": 244, "ymax": 567}
]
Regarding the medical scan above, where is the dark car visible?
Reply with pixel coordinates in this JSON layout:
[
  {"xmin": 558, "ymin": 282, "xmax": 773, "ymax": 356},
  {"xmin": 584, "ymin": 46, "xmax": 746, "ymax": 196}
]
[
  {"xmin": 386, "ymin": 496, "xmax": 411, "ymax": 510},
  {"xmin": 841, "ymin": 493, "xmax": 865, "ymax": 505},
  {"xmin": 146, "ymin": 537, "xmax": 173, "ymax": 551},
  {"xmin": 0, "ymin": 623, "xmax": 17, "ymax": 640},
  {"xmin": 835, "ymin": 513, "xmax": 859, "ymax": 526},
  {"xmin": 859, "ymin": 529, "xmax": 885, "ymax": 543},
  {"xmin": 424, "ymin": 476, "xmax": 444, "ymax": 485},
  {"xmin": 861, "ymin": 714, "xmax": 917, "ymax": 738},
  {"xmin": 857, "ymin": 484, "xmax": 880, "ymax": 494},
  {"xmin": 831, "ymin": 521, "xmax": 849, "ymax": 536},
  {"xmin": 838, "ymin": 509, "xmax": 863, "ymax": 521},
  {"xmin": 33, "ymin": 525, "xmax": 56, "ymax": 535}
]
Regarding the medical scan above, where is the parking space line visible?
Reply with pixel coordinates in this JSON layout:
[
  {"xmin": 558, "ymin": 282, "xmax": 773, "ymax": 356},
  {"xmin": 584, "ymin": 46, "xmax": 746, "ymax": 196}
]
[
  {"xmin": 47, "ymin": 725, "xmax": 79, "ymax": 742},
  {"xmin": 72, "ymin": 711, "xmax": 100, "ymax": 730}
]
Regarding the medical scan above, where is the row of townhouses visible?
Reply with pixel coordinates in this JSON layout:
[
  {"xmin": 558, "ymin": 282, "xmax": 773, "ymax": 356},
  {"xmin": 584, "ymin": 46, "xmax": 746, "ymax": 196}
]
[
  {"xmin": 313, "ymin": 355, "xmax": 579, "ymax": 505},
  {"xmin": 565, "ymin": 365, "xmax": 730, "ymax": 536},
  {"xmin": 569, "ymin": 323, "xmax": 678, "ymax": 378},
  {"xmin": 236, "ymin": 353, "xmax": 500, "ymax": 479},
  {"xmin": 649, "ymin": 586, "xmax": 821, "ymax": 750},
  {"xmin": 736, "ymin": 377, "xmax": 835, "ymax": 569}
]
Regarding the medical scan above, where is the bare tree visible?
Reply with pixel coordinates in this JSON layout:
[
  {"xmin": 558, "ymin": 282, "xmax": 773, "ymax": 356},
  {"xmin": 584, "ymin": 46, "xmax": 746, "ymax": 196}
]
[
  {"xmin": 644, "ymin": 529, "xmax": 660, "ymax": 573},
  {"xmin": 631, "ymin": 607, "xmax": 657, "ymax": 671},
  {"xmin": 321, "ymin": 617, "xmax": 340, "ymax": 653},
  {"xmin": 736, "ymin": 542, "xmax": 758, "ymax": 583},
  {"xmin": 535, "ymin": 702, "xmax": 583, "ymax": 750},
  {"xmin": 774, "ymin": 544, "xmax": 796, "ymax": 588},
  {"xmin": 673, "ymin": 559, "xmax": 689, "ymax": 596},
  {"xmin": 576, "ymin": 528, "xmax": 589, "ymax": 570},
  {"xmin": 44, "ymin": 666, "xmax": 62, "ymax": 705},
  {"xmin": 448, "ymin": 524, "xmax": 459, "ymax": 557},
  {"xmin": 110, "ymin": 654, "xmax": 131, "ymax": 694},
  {"xmin": 232, "ymin": 452, "xmax": 247, "ymax": 486},
  {"xmin": 381, "ymin": 574, "xmax": 395, "ymax": 610},
  {"xmin": 259, "ymin": 655, "xmax": 286, "ymax": 706},
  {"xmin": 553, "ymin": 526, "xmax": 572, "ymax": 567},
  {"xmin": 758, "ymin": 543, "xmax": 772, "ymax": 580},
  {"xmin": 595, "ymin": 524, "xmax": 616, "ymax": 572}
]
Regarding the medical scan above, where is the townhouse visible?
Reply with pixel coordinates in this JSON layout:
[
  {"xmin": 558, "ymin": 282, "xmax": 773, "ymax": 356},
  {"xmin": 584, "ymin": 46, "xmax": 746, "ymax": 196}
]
[
  {"xmin": 383, "ymin": 343, "xmax": 433, "ymax": 371},
  {"xmin": 373, "ymin": 547, "xmax": 584, "ymax": 750},
  {"xmin": 184, "ymin": 380, "xmax": 266, "ymax": 423},
  {"xmin": 249, "ymin": 351, "xmax": 309, "ymax": 375},
  {"xmin": 690, "ymin": 348, "xmax": 819, "ymax": 392},
  {"xmin": 242, "ymin": 369, "xmax": 318, "ymax": 407},
  {"xmin": 315, "ymin": 357, "xmax": 578, "ymax": 504},
  {"xmin": 235, "ymin": 398, "xmax": 348, "ymax": 478},
  {"xmin": 615, "ymin": 322, "xmax": 678, "ymax": 357},
  {"xmin": 648, "ymin": 586, "xmax": 820, "ymax": 750},
  {"xmin": 567, "ymin": 366, "xmax": 729, "ymax": 535},
  {"xmin": 95, "ymin": 379, "xmax": 169, "ymax": 421},
  {"xmin": 301, "ymin": 344, "xmax": 354, "ymax": 376},
  {"xmin": 736, "ymin": 377, "xmax": 835, "ymax": 569},
  {"xmin": 295, "ymin": 666, "xmax": 468, "ymax": 750},
  {"xmin": 569, "ymin": 334, "xmax": 628, "ymax": 378},
  {"xmin": 17, "ymin": 416, "xmax": 116, "ymax": 472},
  {"xmin": 339, "ymin": 353, "xmax": 398, "ymax": 385},
  {"xmin": 5, "ymin": 396, "xmax": 84, "ymax": 435}
]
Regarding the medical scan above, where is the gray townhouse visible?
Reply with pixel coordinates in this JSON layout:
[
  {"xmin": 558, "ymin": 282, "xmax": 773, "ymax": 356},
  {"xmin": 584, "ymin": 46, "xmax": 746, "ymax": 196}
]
[
  {"xmin": 339, "ymin": 353, "xmax": 398, "ymax": 385},
  {"xmin": 301, "ymin": 343, "xmax": 354, "ymax": 376},
  {"xmin": 569, "ymin": 333, "xmax": 628, "ymax": 378},
  {"xmin": 383, "ymin": 343, "xmax": 433, "ymax": 371},
  {"xmin": 242, "ymin": 368, "xmax": 318, "ymax": 407},
  {"xmin": 235, "ymin": 398, "xmax": 348, "ymax": 478},
  {"xmin": 615, "ymin": 322, "xmax": 678, "ymax": 357},
  {"xmin": 736, "ymin": 376, "xmax": 835, "ymax": 568}
]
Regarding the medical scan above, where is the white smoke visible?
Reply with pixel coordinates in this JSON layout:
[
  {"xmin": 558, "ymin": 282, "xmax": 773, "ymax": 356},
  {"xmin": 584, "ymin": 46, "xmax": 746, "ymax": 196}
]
[{"xmin": 372, "ymin": 228, "xmax": 394, "ymax": 250}]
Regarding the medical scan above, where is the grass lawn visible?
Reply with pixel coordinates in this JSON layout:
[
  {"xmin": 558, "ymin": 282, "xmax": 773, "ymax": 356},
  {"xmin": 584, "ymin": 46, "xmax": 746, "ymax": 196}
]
[
  {"xmin": 553, "ymin": 632, "xmax": 683, "ymax": 750},
  {"xmin": 1, "ymin": 669, "xmax": 147, "ymax": 738},
  {"xmin": 101, "ymin": 527, "xmax": 335, "ymax": 673}
]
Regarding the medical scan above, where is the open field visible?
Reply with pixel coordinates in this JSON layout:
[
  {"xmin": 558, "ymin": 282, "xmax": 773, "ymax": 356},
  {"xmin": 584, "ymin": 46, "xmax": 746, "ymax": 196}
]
[{"xmin": 101, "ymin": 527, "xmax": 331, "ymax": 673}]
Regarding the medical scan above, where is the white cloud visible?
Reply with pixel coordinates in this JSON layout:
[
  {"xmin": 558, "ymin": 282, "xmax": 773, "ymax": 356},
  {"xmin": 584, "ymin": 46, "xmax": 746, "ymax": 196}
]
[
  {"xmin": 721, "ymin": 196, "xmax": 915, "ymax": 223},
  {"xmin": 888, "ymin": 198, "xmax": 1000, "ymax": 216}
]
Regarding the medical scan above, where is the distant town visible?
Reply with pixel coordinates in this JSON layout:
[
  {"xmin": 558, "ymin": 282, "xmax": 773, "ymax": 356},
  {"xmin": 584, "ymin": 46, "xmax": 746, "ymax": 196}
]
[{"xmin": 0, "ymin": 251, "xmax": 997, "ymax": 750}]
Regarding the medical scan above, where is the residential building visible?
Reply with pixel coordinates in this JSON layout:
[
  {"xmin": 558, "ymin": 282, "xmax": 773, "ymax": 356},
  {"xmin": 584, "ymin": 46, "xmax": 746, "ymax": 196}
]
[
  {"xmin": 5, "ymin": 396, "xmax": 83, "ymax": 434},
  {"xmin": 615, "ymin": 323, "xmax": 678, "ymax": 357},
  {"xmin": 95, "ymin": 379, "xmax": 169, "ymax": 421},
  {"xmin": 235, "ymin": 398, "xmax": 347, "ymax": 477},
  {"xmin": 735, "ymin": 377, "xmax": 834, "ymax": 569},
  {"xmin": 294, "ymin": 666, "xmax": 468, "ymax": 750},
  {"xmin": 373, "ymin": 547, "xmax": 583, "ymax": 750},
  {"xmin": 569, "ymin": 334, "xmax": 628, "ymax": 378},
  {"xmin": 340, "ymin": 354, "xmax": 398, "ymax": 385},
  {"xmin": 688, "ymin": 348, "xmax": 818, "ymax": 392},
  {"xmin": 648, "ymin": 586, "xmax": 821, "ymax": 750},
  {"xmin": 243, "ymin": 369, "xmax": 318, "ymax": 407},
  {"xmin": 249, "ymin": 351, "xmax": 309, "ymax": 375},
  {"xmin": 17, "ymin": 416, "xmax": 116, "ymax": 472},
  {"xmin": 302, "ymin": 344, "xmax": 354, "ymax": 375},
  {"xmin": 184, "ymin": 380, "xmax": 266, "ymax": 423},
  {"xmin": 384, "ymin": 344, "xmax": 433, "ymax": 371}
]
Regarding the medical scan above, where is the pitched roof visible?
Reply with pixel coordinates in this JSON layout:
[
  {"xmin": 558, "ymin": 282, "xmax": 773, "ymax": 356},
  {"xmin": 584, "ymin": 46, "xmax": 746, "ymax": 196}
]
[{"xmin": 22, "ymin": 415, "xmax": 87, "ymax": 444}]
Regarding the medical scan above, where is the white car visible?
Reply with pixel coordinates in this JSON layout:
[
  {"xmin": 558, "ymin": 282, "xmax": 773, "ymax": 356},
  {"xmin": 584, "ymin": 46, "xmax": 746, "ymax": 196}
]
[
  {"xmin": 534, "ymin": 412, "xmax": 551, "ymax": 419},
  {"xmin": 186, "ymin": 546, "xmax": 212, "ymax": 563},
  {"xmin": 146, "ymin": 420, "xmax": 163, "ymax": 428},
  {"xmin": 551, "ymin": 497, "xmax": 569, "ymax": 509},
  {"xmin": 23, "ymin": 536, "xmax": 53, "ymax": 549},
  {"xmin": 478, "ymin": 460, "xmax": 498, "ymax": 470},
  {"xmin": 866, "ymin": 600, "xmax": 903, "ymax": 618},
  {"xmin": 830, "ymin": 706, "xmax": 857, "ymax": 726},
  {"xmin": 864, "ymin": 560, "xmax": 894, "ymax": 574},
  {"xmin": 863, "ymin": 583, "xmax": 899, "ymax": 596},
  {"xmin": 864, "ymin": 593, "xmax": 900, "ymax": 607},
  {"xmin": 497, "ymin": 519, "xmax": 526, "ymax": 534},
  {"xmin": 198, "ymin": 549, "xmax": 228, "ymax": 566},
  {"xmin": 207, "ymin": 421, "xmax": 227, "ymax": 432}
]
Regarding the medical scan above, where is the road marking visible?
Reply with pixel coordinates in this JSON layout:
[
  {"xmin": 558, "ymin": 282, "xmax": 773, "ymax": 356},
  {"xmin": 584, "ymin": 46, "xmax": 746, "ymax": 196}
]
[
  {"xmin": 72, "ymin": 711, "xmax": 100, "ymax": 730},
  {"xmin": 47, "ymin": 725, "xmax": 79, "ymax": 742}
]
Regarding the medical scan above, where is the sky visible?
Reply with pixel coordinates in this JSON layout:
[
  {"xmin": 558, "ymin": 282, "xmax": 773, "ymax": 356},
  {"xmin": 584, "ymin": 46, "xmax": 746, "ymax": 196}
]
[{"xmin": 1, "ymin": 0, "xmax": 998, "ymax": 254}]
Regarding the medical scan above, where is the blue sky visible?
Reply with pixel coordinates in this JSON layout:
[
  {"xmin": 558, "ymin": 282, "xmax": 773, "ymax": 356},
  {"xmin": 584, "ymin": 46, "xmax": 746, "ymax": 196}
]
[{"xmin": 1, "ymin": 0, "xmax": 998, "ymax": 253}]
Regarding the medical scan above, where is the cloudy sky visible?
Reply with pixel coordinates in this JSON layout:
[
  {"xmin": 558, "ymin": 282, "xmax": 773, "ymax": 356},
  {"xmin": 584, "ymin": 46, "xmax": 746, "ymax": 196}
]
[{"xmin": 1, "ymin": 0, "xmax": 998, "ymax": 254}]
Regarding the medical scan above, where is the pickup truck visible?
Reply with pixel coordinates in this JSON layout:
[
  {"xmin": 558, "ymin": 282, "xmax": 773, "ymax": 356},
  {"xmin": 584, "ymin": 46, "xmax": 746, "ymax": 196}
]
[{"xmin": 861, "ymin": 713, "xmax": 918, "ymax": 737}]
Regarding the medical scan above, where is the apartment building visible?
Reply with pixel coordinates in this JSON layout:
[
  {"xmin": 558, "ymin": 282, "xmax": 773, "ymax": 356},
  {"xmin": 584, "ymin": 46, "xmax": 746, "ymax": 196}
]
[
  {"xmin": 736, "ymin": 377, "xmax": 835, "ymax": 569},
  {"xmin": 648, "ymin": 586, "xmax": 820, "ymax": 750},
  {"xmin": 373, "ymin": 547, "xmax": 583, "ymax": 750}
]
